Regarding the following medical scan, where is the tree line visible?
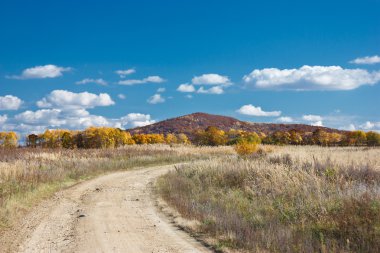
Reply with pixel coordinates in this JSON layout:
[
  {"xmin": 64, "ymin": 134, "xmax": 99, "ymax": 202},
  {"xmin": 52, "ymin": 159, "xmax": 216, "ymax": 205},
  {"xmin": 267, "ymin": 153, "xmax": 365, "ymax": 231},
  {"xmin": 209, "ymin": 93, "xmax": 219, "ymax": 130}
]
[
  {"xmin": 24, "ymin": 127, "xmax": 190, "ymax": 148},
  {"xmin": 193, "ymin": 126, "xmax": 380, "ymax": 147},
  {"xmin": 0, "ymin": 126, "xmax": 379, "ymax": 148}
]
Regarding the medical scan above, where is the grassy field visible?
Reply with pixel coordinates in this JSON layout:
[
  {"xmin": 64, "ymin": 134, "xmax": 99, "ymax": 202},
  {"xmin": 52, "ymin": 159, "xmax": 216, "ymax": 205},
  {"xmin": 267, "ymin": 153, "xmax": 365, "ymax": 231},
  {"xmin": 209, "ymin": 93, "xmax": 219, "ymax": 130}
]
[
  {"xmin": 157, "ymin": 146, "xmax": 380, "ymax": 253},
  {"xmin": 0, "ymin": 145, "xmax": 233, "ymax": 231}
]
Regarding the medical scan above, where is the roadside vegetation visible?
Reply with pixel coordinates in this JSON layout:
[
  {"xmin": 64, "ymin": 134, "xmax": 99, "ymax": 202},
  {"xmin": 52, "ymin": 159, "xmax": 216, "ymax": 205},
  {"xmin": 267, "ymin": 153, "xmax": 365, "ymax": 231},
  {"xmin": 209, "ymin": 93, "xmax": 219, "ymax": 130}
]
[{"xmin": 158, "ymin": 146, "xmax": 380, "ymax": 252}]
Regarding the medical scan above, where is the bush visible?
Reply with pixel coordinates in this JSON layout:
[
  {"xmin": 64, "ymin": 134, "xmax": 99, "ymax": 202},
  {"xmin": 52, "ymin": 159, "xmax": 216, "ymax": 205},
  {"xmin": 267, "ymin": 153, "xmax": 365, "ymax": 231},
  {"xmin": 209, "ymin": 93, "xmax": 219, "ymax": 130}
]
[{"xmin": 234, "ymin": 141, "xmax": 258, "ymax": 156}]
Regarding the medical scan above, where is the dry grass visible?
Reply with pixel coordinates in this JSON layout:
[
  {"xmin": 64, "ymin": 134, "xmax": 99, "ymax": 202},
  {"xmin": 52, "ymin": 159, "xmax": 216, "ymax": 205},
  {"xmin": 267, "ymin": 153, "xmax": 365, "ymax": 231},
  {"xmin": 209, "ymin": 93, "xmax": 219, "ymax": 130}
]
[
  {"xmin": 0, "ymin": 144, "xmax": 234, "ymax": 230},
  {"xmin": 157, "ymin": 146, "xmax": 380, "ymax": 252}
]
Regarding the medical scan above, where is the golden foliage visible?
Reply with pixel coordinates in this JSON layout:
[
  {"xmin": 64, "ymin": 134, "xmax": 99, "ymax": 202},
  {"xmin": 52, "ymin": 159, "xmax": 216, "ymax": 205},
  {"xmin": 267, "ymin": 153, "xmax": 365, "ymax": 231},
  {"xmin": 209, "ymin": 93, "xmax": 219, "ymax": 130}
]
[
  {"xmin": 0, "ymin": 132, "xmax": 18, "ymax": 148},
  {"xmin": 234, "ymin": 141, "xmax": 258, "ymax": 156}
]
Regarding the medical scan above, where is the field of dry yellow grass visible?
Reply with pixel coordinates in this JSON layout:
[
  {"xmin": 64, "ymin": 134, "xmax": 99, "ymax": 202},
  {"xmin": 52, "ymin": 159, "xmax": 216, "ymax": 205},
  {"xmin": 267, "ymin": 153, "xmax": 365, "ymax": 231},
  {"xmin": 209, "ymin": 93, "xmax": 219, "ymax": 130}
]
[
  {"xmin": 1, "ymin": 145, "xmax": 379, "ymax": 253},
  {"xmin": 158, "ymin": 146, "xmax": 380, "ymax": 253}
]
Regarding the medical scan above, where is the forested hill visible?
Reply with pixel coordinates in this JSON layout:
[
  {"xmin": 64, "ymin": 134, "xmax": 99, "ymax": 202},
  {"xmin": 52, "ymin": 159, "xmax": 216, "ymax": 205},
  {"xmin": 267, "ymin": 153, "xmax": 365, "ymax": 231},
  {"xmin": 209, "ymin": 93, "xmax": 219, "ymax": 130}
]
[{"xmin": 128, "ymin": 112, "xmax": 344, "ymax": 138}]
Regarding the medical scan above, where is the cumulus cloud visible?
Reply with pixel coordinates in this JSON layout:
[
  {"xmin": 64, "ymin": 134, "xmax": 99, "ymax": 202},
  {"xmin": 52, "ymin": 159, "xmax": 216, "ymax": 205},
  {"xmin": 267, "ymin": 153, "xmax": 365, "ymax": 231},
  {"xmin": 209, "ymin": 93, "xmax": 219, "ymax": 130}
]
[
  {"xmin": 147, "ymin": 94, "xmax": 165, "ymax": 104},
  {"xmin": 302, "ymin": 114, "xmax": 323, "ymax": 126},
  {"xmin": 118, "ymin": 76, "xmax": 165, "ymax": 86},
  {"xmin": 192, "ymin": 74, "xmax": 231, "ymax": 86},
  {"xmin": 197, "ymin": 86, "xmax": 224, "ymax": 94},
  {"xmin": 358, "ymin": 121, "xmax": 380, "ymax": 130},
  {"xmin": 15, "ymin": 109, "xmax": 64, "ymax": 126},
  {"xmin": 115, "ymin": 68, "xmax": 136, "ymax": 78},
  {"xmin": 177, "ymin": 84, "xmax": 224, "ymax": 94},
  {"xmin": 176, "ymin": 73, "xmax": 231, "ymax": 96},
  {"xmin": 10, "ymin": 108, "xmax": 155, "ymax": 134},
  {"xmin": 7, "ymin": 64, "xmax": 71, "ymax": 79},
  {"xmin": 276, "ymin": 116, "xmax": 293, "ymax": 123},
  {"xmin": 118, "ymin": 113, "xmax": 155, "ymax": 128},
  {"xmin": 243, "ymin": 65, "xmax": 380, "ymax": 90},
  {"xmin": 177, "ymin": 84, "xmax": 196, "ymax": 92},
  {"xmin": 236, "ymin": 104, "xmax": 281, "ymax": 117},
  {"xmin": 37, "ymin": 90, "xmax": 115, "ymax": 109},
  {"xmin": 302, "ymin": 114, "xmax": 323, "ymax": 121},
  {"xmin": 0, "ymin": 115, "xmax": 8, "ymax": 124},
  {"xmin": 350, "ymin": 55, "xmax": 380, "ymax": 65},
  {"xmin": 311, "ymin": 121, "xmax": 323, "ymax": 127},
  {"xmin": 76, "ymin": 78, "xmax": 107, "ymax": 86},
  {"xmin": 0, "ymin": 95, "xmax": 23, "ymax": 110}
]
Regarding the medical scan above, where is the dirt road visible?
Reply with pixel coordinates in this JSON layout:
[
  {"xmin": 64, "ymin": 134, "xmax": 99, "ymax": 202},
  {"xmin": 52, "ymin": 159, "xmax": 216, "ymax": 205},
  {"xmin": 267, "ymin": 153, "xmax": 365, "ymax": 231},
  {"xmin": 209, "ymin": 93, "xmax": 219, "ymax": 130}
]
[{"xmin": 4, "ymin": 164, "xmax": 211, "ymax": 253}]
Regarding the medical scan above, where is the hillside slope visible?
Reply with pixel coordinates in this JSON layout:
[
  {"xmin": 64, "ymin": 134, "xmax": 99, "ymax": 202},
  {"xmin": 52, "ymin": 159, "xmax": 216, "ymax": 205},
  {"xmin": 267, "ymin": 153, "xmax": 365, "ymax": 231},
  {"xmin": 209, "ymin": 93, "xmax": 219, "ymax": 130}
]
[{"xmin": 128, "ymin": 112, "xmax": 342, "ymax": 138}]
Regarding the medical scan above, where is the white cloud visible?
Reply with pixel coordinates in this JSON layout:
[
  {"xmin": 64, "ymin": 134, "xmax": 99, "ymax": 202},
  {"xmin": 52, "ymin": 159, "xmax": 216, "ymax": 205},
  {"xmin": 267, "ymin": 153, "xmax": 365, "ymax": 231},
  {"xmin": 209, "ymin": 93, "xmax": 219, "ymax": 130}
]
[
  {"xmin": 346, "ymin": 124, "xmax": 356, "ymax": 131},
  {"xmin": 237, "ymin": 104, "xmax": 281, "ymax": 117},
  {"xmin": 0, "ymin": 115, "xmax": 8, "ymax": 124},
  {"xmin": 302, "ymin": 114, "xmax": 323, "ymax": 121},
  {"xmin": 11, "ymin": 108, "xmax": 155, "ymax": 134},
  {"xmin": 118, "ymin": 113, "xmax": 155, "ymax": 128},
  {"xmin": 0, "ymin": 95, "xmax": 23, "ymax": 110},
  {"xmin": 350, "ymin": 55, "xmax": 380, "ymax": 65},
  {"xmin": 7, "ymin": 64, "xmax": 71, "ymax": 79},
  {"xmin": 37, "ymin": 90, "xmax": 115, "ymax": 109},
  {"xmin": 177, "ymin": 84, "xmax": 196, "ymax": 92},
  {"xmin": 118, "ymin": 76, "xmax": 165, "ymax": 86},
  {"xmin": 118, "ymin": 94, "xmax": 126, "ymax": 100},
  {"xmin": 243, "ymin": 65, "xmax": 380, "ymax": 90},
  {"xmin": 302, "ymin": 115, "xmax": 323, "ymax": 127},
  {"xmin": 76, "ymin": 78, "xmax": 107, "ymax": 86},
  {"xmin": 157, "ymin": 87, "xmax": 166, "ymax": 93},
  {"xmin": 115, "ymin": 68, "xmax": 136, "ymax": 78},
  {"xmin": 66, "ymin": 114, "xmax": 110, "ymax": 129},
  {"xmin": 359, "ymin": 121, "xmax": 375, "ymax": 130},
  {"xmin": 311, "ymin": 121, "xmax": 323, "ymax": 127},
  {"xmin": 15, "ymin": 109, "xmax": 64, "ymax": 126},
  {"xmin": 276, "ymin": 116, "xmax": 293, "ymax": 123},
  {"xmin": 147, "ymin": 94, "xmax": 165, "ymax": 104},
  {"xmin": 197, "ymin": 86, "xmax": 224, "ymax": 94},
  {"xmin": 192, "ymin": 74, "xmax": 231, "ymax": 86},
  {"xmin": 177, "ymin": 73, "xmax": 231, "ymax": 96}
]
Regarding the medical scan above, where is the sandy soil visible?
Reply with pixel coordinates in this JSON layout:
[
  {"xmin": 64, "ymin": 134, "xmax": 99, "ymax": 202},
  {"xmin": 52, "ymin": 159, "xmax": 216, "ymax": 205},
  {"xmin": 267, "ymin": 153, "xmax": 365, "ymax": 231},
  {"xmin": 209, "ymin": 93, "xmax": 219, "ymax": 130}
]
[{"xmin": 1, "ymin": 164, "xmax": 212, "ymax": 253}]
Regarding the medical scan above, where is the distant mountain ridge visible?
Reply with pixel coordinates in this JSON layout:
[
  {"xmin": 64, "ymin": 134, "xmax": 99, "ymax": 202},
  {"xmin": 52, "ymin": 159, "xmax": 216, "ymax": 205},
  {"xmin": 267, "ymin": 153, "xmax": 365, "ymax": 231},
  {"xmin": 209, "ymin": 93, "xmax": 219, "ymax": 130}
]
[{"xmin": 128, "ymin": 112, "xmax": 344, "ymax": 138}]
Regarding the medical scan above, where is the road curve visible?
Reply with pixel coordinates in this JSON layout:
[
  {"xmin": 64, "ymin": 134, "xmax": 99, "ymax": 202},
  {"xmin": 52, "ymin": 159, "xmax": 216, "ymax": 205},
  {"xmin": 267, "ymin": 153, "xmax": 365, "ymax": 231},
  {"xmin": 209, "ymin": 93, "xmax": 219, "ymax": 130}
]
[{"xmin": 6, "ymin": 164, "xmax": 211, "ymax": 253}]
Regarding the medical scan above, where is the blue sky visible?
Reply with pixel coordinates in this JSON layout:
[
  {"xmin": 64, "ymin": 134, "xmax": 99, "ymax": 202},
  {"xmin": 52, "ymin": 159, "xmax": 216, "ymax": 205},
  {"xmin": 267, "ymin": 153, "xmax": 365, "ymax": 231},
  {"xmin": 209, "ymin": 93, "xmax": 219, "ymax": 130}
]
[{"xmin": 1, "ymin": 0, "xmax": 380, "ymax": 135}]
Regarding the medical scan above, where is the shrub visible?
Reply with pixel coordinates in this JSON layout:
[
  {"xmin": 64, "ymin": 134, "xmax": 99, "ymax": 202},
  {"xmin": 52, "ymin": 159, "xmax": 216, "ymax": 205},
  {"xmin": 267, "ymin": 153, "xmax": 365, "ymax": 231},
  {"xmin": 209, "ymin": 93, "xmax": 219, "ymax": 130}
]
[{"xmin": 234, "ymin": 141, "xmax": 258, "ymax": 156}]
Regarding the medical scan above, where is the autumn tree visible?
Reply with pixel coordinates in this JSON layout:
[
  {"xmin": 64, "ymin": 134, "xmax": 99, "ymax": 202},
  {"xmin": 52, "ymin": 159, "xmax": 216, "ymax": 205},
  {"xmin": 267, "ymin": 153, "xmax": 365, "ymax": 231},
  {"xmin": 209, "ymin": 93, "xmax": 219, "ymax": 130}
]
[
  {"xmin": 344, "ymin": 130, "xmax": 367, "ymax": 146},
  {"xmin": 26, "ymin": 134, "xmax": 38, "ymax": 148},
  {"xmin": 177, "ymin": 133, "xmax": 190, "ymax": 144},
  {"xmin": 366, "ymin": 131, "xmax": 380, "ymax": 146},
  {"xmin": 263, "ymin": 131, "xmax": 291, "ymax": 145},
  {"xmin": 194, "ymin": 126, "xmax": 227, "ymax": 146},
  {"xmin": 289, "ymin": 129, "xmax": 303, "ymax": 145},
  {"xmin": 165, "ymin": 133, "xmax": 178, "ymax": 144},
  {"xmin": 0, "ymin": 132, "xmax": 18, "ymax": 148},
  {"xmin": 312, "ymin": 129, "xmax": 330, "ymax": 146}
]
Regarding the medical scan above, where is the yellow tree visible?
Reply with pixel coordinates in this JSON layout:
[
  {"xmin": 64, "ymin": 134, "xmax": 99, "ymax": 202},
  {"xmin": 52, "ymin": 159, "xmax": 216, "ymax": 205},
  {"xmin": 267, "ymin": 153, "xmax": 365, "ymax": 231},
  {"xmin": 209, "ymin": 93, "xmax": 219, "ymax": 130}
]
[
  {"xmin": 177, "ymin": 133, "xmax": 190, "ymax": 144},
  {"xmin": 165, "ymin": 133, "xmax": 178, "ymax": 144},
  {"xmin": 0, "ymin": 132, "xmax": 18, "ymax": 148}
]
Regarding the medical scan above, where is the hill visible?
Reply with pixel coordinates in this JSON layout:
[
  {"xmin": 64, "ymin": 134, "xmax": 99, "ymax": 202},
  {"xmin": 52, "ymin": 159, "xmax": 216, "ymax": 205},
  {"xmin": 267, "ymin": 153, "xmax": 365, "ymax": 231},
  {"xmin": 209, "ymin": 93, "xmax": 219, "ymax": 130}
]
[{"xmin": 128, "ymin": 112, "xmax": 343, "ymax": 139}]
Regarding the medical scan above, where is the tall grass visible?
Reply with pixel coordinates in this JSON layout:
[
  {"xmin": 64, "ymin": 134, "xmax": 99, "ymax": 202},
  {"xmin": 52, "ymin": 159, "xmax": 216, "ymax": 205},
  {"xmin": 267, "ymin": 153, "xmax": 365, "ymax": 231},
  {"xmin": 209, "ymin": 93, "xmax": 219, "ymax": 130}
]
[
  {"xmin": 157, "ymin": 146, "xmax": 380, "ymax": 252},
  {"xmin": 0, "ymin": 145, "xmax": 234, "ymax": 230}
]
